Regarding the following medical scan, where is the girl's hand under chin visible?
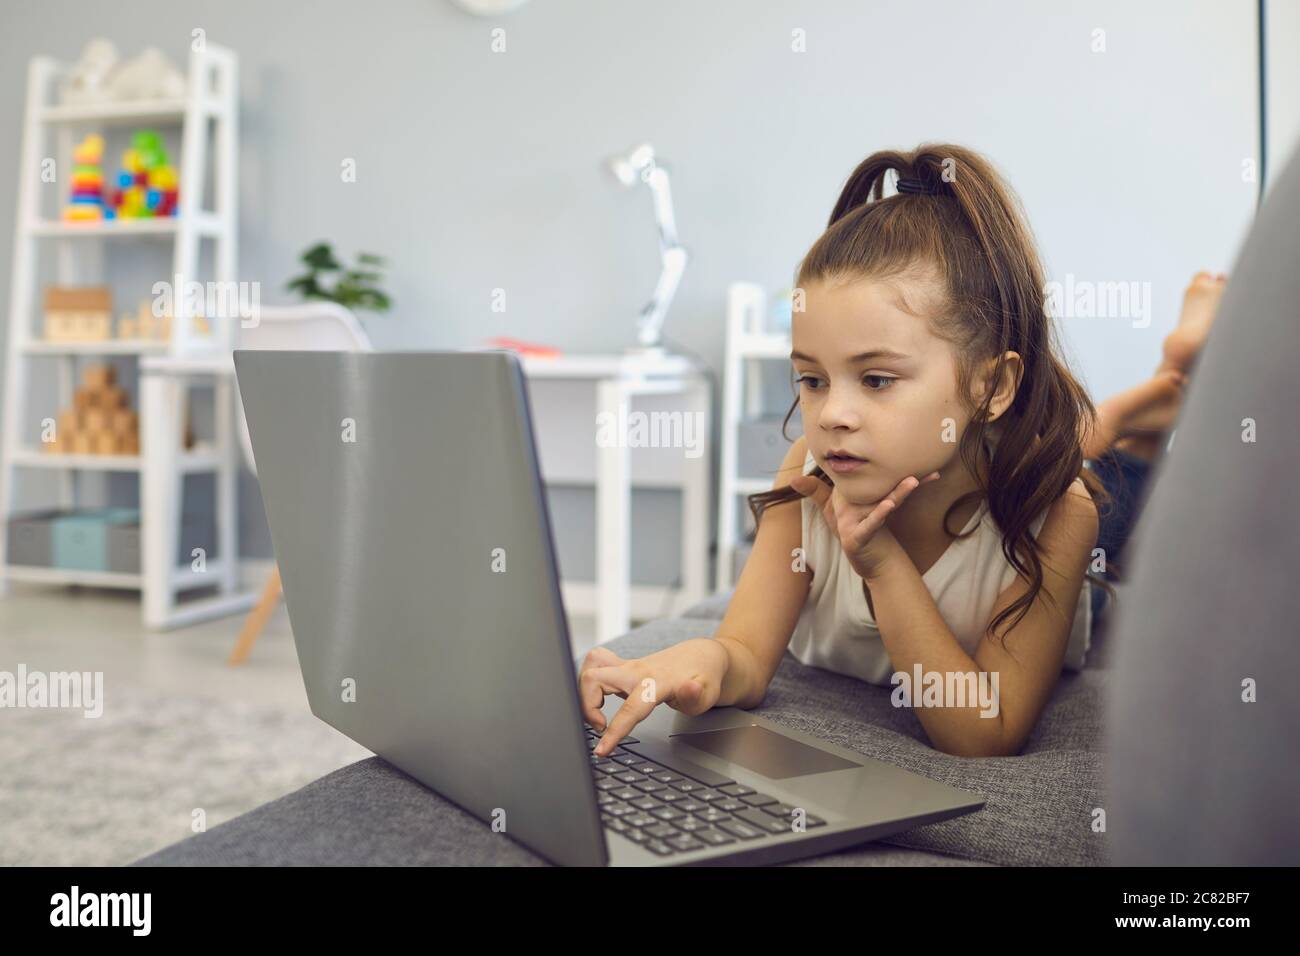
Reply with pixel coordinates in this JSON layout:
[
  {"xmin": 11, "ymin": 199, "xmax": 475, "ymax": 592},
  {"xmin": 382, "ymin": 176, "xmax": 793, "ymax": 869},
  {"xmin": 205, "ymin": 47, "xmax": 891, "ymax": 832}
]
[{"xmin": 790, "ymin": 469, "xmax": 940, "ymax": 580}]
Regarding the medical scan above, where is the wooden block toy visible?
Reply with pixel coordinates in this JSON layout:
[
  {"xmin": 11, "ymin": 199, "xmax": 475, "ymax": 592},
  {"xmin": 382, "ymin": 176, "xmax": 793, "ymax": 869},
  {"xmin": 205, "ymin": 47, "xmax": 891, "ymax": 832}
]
[
  {"xmin": 46, "ymin": 363, "xmax": 140, "ymax": 454},
  {"xmin": 44, "ymin": 287, "xmax": 112, "ymax": 341},
  {"xmin": 133, "ymin": 301, "xmax": 166, "ymax": 339},
  {"xmin": 139, "ymin": 312, "xmax": 172, "ymax": 339},
  {"xmin": 82, "ymin": 364, "xmax": 115, "ymax": 390},
  {"xmin": 128, "ymin": 299, "xmax": 207, "ymax": 340},
  {"xmin": 111, "ymin": 409, "xmax": 139, "ymax": 434},
  {"xmin": 101, "ymin": 385, "xmax": 127, "ymax": 409},
  {"xmin": 58, "ymin": 409, "xmax": 83, "ymax": 434}
]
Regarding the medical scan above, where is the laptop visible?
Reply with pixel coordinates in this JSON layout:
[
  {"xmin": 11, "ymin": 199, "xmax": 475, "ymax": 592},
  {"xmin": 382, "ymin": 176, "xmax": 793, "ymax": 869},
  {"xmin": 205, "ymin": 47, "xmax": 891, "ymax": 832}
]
[{"xmin": 233, "ymin": 349, "xmax": 985, "ymax": 866}]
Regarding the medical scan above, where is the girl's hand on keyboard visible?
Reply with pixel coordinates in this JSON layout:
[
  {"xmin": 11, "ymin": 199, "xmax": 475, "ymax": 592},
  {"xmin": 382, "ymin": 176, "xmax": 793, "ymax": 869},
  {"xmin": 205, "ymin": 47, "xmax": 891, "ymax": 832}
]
[
  {"xmin": 579, "ymin": 639, "xmax": 731, "ymax": 756},
  {"xmin": 790, "ymin": 470, "xmax": 939, "ymax": 581}
]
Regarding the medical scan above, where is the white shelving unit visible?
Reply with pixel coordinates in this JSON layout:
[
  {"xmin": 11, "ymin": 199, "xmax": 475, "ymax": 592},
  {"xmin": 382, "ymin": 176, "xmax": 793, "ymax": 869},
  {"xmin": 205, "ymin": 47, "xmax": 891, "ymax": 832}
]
[
  {"xmin": 0, "ymin": 45, "xmax": 257, "ymax": 628},
  {"xmin": 715, "ymin": 282, "xmax": 795, "ymax": 591}
]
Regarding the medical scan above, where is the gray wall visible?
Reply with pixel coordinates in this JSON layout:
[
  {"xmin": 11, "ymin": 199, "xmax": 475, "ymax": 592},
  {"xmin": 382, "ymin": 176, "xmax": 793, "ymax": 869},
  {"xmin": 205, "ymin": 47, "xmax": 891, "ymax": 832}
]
[{"xmin": 0, "ymin": 0, "xmax": 1270, "ymax": 578}]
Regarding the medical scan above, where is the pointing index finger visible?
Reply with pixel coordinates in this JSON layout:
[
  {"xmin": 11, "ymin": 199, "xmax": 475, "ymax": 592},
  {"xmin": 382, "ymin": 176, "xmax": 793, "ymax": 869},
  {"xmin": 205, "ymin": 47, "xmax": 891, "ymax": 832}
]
[{"xmin": 593, "ymin": 692, "xmax": 657, "ymax": 756}]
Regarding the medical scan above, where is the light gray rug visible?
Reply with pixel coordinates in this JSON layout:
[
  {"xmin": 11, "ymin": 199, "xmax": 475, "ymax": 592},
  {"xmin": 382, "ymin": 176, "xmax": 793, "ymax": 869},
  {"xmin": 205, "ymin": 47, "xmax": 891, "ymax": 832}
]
[{"xmin": 0, "ymin": 687, "xmax": 369, "ymax": 866}]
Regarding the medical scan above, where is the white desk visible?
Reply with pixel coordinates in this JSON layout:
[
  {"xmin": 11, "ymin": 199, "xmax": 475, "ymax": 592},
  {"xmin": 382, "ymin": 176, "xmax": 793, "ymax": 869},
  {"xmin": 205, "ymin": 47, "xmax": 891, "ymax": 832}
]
[
  {"xmin": 521, "ymin": 352, "xmax": 712, "ymax": 644},
  {"xmin": 142, "ymin": 350, "xmax": 711, "ymax": 643}
]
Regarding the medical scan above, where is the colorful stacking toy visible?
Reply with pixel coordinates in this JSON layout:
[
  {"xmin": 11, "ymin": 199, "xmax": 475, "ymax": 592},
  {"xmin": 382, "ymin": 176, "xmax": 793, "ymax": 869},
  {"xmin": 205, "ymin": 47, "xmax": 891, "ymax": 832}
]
[
  {"xmin": 62, "ymin": 134, "xmax": 107, "ymax": 221},
  {"xmin": 107, "ymin": 129, "xmax": 179, "ymax": 219}
]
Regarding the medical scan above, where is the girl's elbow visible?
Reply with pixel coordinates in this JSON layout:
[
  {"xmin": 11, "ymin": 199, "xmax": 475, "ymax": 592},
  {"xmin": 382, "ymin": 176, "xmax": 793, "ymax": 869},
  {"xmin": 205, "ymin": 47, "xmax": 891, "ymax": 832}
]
[{"xmin": 933, "ymin": 723, "xmax": 1025, "ymax": 758}]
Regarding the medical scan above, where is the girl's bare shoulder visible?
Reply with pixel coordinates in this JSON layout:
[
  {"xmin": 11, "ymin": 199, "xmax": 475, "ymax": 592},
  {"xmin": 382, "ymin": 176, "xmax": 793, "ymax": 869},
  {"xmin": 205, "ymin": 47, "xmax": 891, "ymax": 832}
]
[
  {"xmin": 1065, "ymin": 474, "xmax": 1099, "ymax": 512},
  {"xmin": 1050, "ymin": 475, "xmax": 1100, "ymax": 544}
]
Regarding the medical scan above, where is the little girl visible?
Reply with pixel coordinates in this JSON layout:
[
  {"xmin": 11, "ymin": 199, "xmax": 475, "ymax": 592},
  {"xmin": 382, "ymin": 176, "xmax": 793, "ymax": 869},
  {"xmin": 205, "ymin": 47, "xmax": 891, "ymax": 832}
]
[{"xmin": 582, "ymin": 143, "xmax": 1223, "ymax": 759}]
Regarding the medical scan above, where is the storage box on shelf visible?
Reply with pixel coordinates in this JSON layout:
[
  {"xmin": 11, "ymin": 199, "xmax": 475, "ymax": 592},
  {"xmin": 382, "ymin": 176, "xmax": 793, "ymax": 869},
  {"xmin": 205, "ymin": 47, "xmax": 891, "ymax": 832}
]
[
  {"xmin": 6, "ymin": 509, "xmax": 61, "ymax": 567},
  {"xmin": 5, "ymin": 507, "xmax": 216, "ymax": 586}
]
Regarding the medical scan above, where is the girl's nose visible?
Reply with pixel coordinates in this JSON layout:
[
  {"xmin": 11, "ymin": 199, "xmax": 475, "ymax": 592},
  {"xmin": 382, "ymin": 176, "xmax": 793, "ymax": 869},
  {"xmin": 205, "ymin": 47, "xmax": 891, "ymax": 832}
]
[{"xmin": 818, "ymin": 385, "xmax": 860, "ymax": 430}]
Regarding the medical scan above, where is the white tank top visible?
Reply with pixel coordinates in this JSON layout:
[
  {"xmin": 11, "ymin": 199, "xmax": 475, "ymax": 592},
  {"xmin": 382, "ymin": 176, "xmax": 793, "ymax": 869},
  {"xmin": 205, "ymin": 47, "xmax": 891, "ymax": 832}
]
[{"xmin": 788, "ymin": 448, "xmax": 1092, "ymax": 686}]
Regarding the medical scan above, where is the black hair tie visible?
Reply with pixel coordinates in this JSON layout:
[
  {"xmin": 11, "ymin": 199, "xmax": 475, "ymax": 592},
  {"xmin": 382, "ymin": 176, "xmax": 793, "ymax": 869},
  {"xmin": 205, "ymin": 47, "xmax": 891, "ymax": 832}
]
[{"xmin": 896, "ymin": 175, "xmax": 942, "ymax": 196}]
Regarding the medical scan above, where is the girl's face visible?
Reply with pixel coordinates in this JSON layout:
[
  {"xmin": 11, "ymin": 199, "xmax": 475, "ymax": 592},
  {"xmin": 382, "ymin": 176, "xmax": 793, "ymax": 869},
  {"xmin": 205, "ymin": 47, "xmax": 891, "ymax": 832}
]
[{"xmin": 791, "ymin": 276, "xmax": 983, "ymax": 505}]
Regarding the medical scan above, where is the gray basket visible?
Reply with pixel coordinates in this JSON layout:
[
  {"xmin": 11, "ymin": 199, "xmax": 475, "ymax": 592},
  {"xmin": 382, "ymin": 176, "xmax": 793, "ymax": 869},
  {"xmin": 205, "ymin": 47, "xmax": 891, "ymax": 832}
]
[
  {"xmin": 6, "ymin": 510, "xmax": 61, "ymax": 568},
  {"xmin": 107, "ymin": 516, "xmax": 218, "ymax": 574}
]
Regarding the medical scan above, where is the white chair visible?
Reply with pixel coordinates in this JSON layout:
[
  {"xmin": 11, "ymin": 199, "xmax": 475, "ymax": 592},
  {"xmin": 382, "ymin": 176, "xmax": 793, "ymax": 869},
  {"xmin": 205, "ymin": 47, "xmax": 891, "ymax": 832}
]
[{"xmin": 227, "ymin": 302, "xmax": 372, "ymax": 664}]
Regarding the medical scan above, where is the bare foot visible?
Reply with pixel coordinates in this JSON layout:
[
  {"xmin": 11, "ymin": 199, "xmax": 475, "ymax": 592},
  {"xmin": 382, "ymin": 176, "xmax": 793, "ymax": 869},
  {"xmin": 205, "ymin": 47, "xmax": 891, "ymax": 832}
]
[
  {"xmin": 1082, "ymin": 271, "xmax": 1226, "ymax": 461},
  {"xmin": 1083, "ymin": 369, "xmax": 1187, "ymax": 459},
  {"xmin": 1158, "ymin": 271, "xmax": 1225, "ymax": 377}
]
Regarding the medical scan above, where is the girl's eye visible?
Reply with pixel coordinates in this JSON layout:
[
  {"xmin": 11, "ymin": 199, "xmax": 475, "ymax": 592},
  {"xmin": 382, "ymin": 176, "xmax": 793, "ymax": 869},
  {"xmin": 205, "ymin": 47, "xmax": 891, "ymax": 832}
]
[{"xmin": 797, "ymin": 374, "xmax": 896, "ymax": 391}]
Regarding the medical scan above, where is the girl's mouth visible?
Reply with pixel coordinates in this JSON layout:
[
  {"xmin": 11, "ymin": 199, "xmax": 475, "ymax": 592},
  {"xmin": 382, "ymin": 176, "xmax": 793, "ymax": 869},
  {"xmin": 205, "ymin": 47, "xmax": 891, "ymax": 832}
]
[{"xmin": 825, "ymin": 453, "xmax": 868, "ymax": 474}]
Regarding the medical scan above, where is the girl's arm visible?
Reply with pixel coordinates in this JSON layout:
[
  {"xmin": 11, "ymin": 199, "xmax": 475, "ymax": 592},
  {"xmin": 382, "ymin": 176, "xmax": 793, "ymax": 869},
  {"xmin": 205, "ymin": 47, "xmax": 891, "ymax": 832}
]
[
  {"xmin": 581, "ymin": 437, "xmax": 811, "ymax": 752},
  {"xmin": 866, "ymin": 478, "xmax": 1099, "ymax": 757},
  {"xmin": 711, "ymin": 436, "xmax": 814, "ymax": 709}
]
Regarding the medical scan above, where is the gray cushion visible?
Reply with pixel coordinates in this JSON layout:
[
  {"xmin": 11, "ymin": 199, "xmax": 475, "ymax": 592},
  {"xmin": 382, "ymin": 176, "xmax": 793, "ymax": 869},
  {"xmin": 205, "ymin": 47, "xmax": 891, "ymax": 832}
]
[
  {"xmin": 130, "ymin": 751, "xmax": 985, "ymax": 866},
  {"xmin": 135, "ymin": 613, "xmax": 1106, "ymax": 867},
  {"xmin": 1106, "ymin": 147, "xmax": 1300, "ymax": 865}
]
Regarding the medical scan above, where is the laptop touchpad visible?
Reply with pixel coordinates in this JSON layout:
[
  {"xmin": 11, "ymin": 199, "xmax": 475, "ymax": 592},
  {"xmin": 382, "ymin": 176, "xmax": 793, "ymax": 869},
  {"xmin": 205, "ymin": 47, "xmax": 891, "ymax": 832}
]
[{"xmin": 670, "ymin": 725, "xmax": 859, "ymax": 779}]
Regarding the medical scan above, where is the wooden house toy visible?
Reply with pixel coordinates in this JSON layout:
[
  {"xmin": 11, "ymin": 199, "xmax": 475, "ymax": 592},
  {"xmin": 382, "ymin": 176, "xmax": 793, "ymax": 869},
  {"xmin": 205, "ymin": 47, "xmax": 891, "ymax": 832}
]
[{"xmin": 44, "ymin": 287, "xmax": 112, "ymax": 341}]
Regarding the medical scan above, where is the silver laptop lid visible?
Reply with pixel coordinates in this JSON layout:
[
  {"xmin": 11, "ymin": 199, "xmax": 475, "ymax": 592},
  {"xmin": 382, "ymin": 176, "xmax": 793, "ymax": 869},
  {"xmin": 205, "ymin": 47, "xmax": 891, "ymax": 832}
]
[{"xmin": 233, "ymin": 349, "xmax": 606, "ymax": 866}]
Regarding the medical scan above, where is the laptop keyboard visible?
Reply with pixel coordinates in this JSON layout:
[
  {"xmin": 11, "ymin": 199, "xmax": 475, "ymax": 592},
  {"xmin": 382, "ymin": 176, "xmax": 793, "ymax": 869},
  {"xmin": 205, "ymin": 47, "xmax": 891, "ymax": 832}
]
[{"xmin": 584, "ymin": 724, "xmax": 827, "ymax": 858}]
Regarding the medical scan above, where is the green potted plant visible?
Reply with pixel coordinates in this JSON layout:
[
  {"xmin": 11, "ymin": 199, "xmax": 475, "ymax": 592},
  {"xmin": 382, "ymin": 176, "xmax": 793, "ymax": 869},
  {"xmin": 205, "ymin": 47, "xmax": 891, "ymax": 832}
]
[{"xmin": 286, "ymin": 242, "xmax": 392, "ymax": 315}]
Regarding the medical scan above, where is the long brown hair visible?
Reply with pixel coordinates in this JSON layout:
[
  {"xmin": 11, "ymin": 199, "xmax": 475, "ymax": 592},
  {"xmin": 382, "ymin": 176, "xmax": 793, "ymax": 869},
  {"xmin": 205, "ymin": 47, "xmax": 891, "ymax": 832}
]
[{"xmin": 749, "ymin": 143, "xmax": 1118, "ymax": 643}]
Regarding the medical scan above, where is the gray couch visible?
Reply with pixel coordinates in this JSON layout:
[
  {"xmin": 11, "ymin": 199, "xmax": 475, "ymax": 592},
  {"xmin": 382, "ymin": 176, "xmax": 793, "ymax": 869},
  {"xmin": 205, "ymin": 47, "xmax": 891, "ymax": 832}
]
[
  {"xmin": 1103, "ymin": 146, "xmax": 1300, "ymax": 866},
  {"xmin": 135, "ymin": 591, "xmax": 1128, "ymax": 867}
]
